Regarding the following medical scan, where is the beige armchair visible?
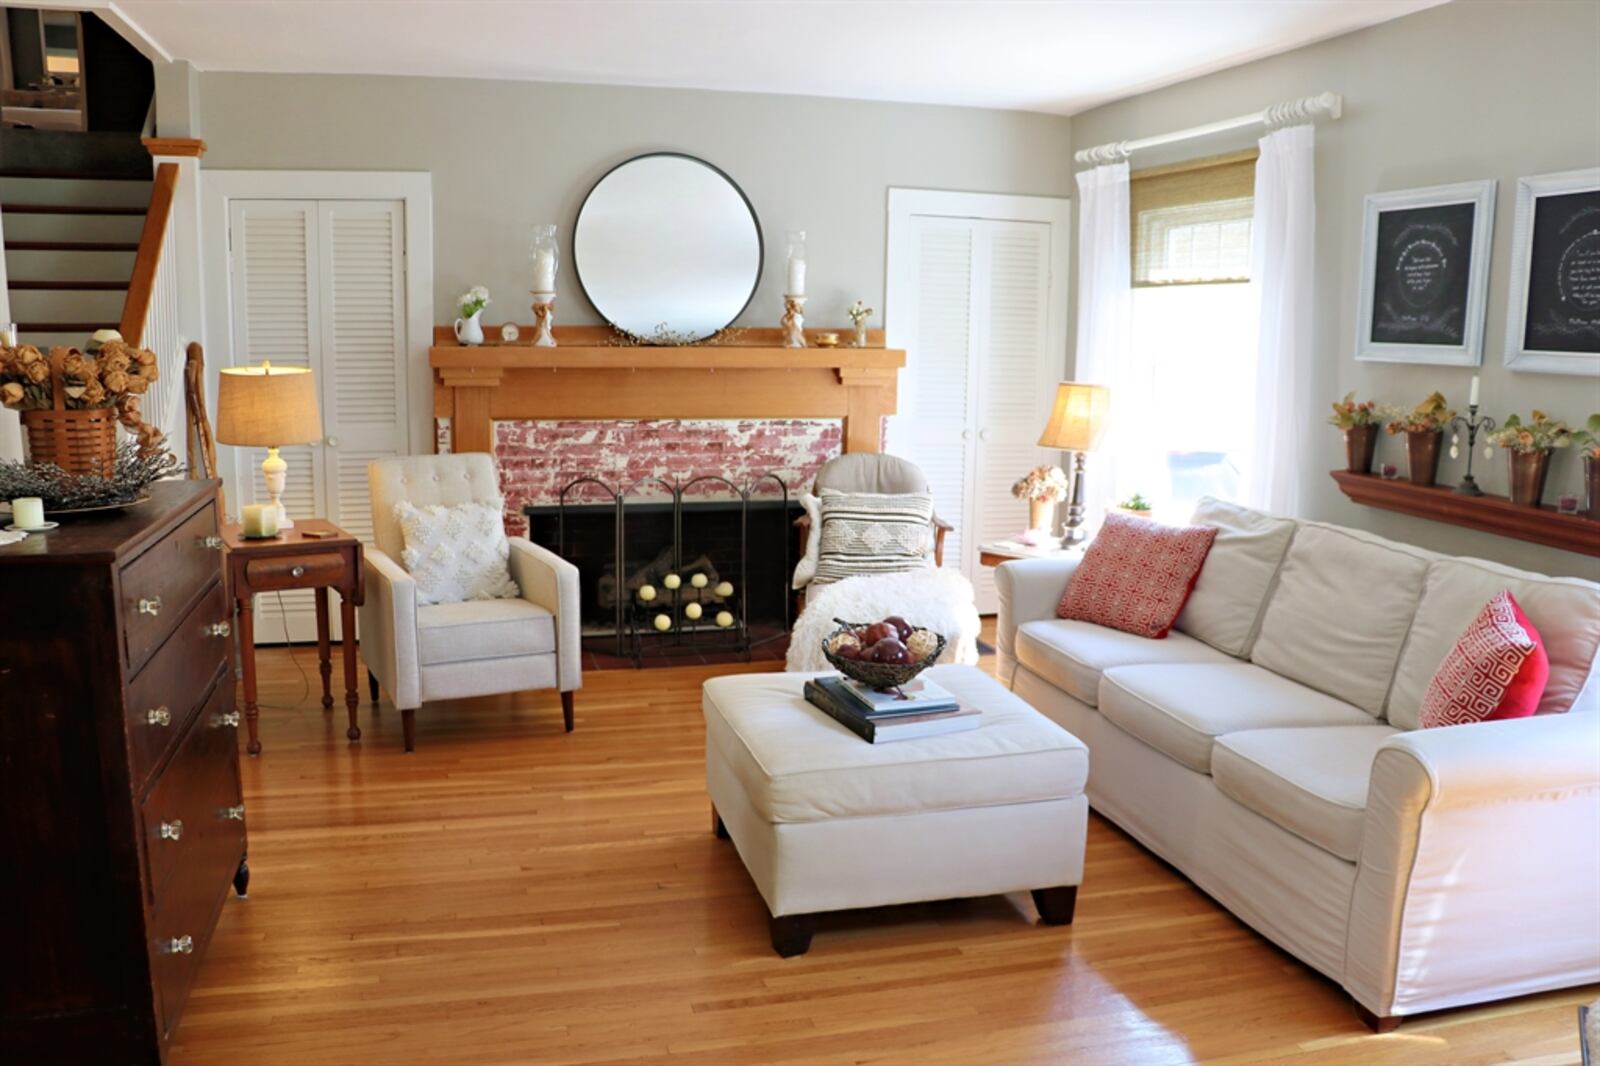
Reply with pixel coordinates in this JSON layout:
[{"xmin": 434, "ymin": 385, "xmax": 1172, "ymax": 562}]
[{"xmin": 360, "ymin": 454, "xmax": 581, "ymax": 751}]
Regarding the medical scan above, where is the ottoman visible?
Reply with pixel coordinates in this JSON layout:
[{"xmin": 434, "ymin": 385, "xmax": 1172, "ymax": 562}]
[{"xmin": 703, "ymin": 664, "xmax": 1089, "ymax": 956}]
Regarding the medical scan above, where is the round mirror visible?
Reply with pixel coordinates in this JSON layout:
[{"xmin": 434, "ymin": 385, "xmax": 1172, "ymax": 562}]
[{"xmin": 574, "ymin": 153, "xmax": 763, "ymax": 341}]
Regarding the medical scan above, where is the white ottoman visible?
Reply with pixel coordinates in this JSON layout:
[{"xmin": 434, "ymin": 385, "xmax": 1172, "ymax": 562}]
[{"xmin": 703, "ymin": 664, "xmax": 1089, "ymax": 956}]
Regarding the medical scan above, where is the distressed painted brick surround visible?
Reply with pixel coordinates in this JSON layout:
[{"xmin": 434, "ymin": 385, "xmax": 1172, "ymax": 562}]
[{"xmin": 490, "ymin": 419, "xmax": 843, "ymax": 535}]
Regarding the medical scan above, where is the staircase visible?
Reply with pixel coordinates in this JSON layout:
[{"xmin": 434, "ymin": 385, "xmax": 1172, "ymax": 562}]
[{"xmin": 2, "ymin": 171, "xmax": 151, "ymax": 351}]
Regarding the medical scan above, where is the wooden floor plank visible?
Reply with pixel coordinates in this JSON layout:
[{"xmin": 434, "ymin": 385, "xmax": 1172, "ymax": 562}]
[{"xmin": 167, "ymin": 630, "xmax": 1593, "ymax": 1065}]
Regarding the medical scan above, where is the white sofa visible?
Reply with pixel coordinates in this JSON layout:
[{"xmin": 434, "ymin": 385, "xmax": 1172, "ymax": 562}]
[{"xmin": 995, "ymin": 498, "xmax": 1600, "ymax": 1030}]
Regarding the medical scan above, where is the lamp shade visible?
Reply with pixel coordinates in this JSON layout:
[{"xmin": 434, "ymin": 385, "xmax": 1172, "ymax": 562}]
[
  {"xmin": 1038, "ymin": 382, "xmax": 1110, "ymax": 452},
  {"xmin": 216, "ymin": 362, "xmax": 323, "ymax": 447}
]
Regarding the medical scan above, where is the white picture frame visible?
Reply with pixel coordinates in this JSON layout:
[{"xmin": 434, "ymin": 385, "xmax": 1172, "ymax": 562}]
[
  {"xmin": 1355, "ymin": 180, "xmax": 1496, "ymax": 367},
  {"xmin": 1503, "ymin": 167, "xmax": 1600, "ymax": 377}
]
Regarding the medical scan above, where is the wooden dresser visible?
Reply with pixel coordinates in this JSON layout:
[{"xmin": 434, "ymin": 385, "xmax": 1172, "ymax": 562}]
[{"xmin": 0, "ymin": 480, "xmax": 248, "ymax": 1064}]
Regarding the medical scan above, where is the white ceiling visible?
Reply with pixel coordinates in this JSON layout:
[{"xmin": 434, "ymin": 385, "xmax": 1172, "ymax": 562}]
[{"xmin": 110, "ymin": 0, "xmax": 1448, "ymax": 116}]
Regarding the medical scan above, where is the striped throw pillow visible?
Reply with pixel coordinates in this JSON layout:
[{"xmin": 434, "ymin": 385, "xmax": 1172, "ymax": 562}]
[{"xmin": 812, "ymin": 490, "xmax": 935, "ymax": 585}]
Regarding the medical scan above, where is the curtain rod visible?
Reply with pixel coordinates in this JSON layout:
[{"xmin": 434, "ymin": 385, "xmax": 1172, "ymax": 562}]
[{"xmin": 1074, "ymin": 91, "xmax": 1342, "ymax": 166}]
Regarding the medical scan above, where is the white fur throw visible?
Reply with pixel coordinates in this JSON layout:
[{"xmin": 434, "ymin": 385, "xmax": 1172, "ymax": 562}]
[{"xmin": 787, "ymin": 567, "xmax": 981, "ymax": 672}]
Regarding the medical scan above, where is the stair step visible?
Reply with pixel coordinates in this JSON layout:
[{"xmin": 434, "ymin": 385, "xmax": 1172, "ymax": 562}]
[
  {"xmin": 2, "ymin": 202, "xmax": 145, "ymax": 216},
  {"xmin": 10, "ymin": 280, "xmax": 127, "ymax": 291},
  {"xmin": 4, "ymin": 239, "xmax": 141, "ymax": 252},
  {"xmin": 15, "ymin": 322, "xmax": 116, "ymax": 334},
  {"xmin": 0, "ymin": 175, "xmax": 152, "ymax": 210}
]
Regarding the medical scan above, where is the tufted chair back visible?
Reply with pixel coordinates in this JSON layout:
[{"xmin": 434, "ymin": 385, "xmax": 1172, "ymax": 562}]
[
  {"xmin": 811, "ymin": 452, "xmax": 930, "ymax": 496},
  {"xmin": 368, "ymin": 453, "xmax": 502, "ymax": 559}
]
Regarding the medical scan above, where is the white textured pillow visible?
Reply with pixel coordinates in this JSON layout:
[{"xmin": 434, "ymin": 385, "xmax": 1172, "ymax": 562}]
[
  {"xmin": 812, "ymin": 490, "xmax": 935, "ymax": 585},
  {"xmin": 792, "ymin": 492, "xmax": 822, "ymax": 589},
  {"xmin": 394, "ymin": 498, "xmax": 521, "ymax": 606}
]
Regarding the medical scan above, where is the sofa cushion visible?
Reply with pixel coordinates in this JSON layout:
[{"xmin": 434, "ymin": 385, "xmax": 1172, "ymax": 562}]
[
  {"xmin": 1249, "ymin": 523, "xmax": 1433, "ymax": 718},
  {"xmin": 1388, "ymin": 556, "xmax": 1600, "ymax": 729},
  {"xmin": 1098, "ymin": 663, "xmax": 1375, "ymax": 773},
  {"xmin": 1014, "ymin": 618, "xmax": 1234, "ymax": 707},
  {"xmin": 1174, "ymin": 497, "xmax": 1297, "ymax": 657},
  {"xmin": 1420, "ymin": 590, "xmax": 1549, "ymax": 728},
  {"xmin": 417, "ymin": 598, "xmax": 555, "ymax": 666},
  {"xmin": 701, "ymin": 665, "xmax": 1088, "ymax": 823},
  {"xmin": 1211, "ymin": 724, "xmax": 1397, "ymax": 861},
  {"xmin": 1056, "ymin": 512, "xmax": 1217, "ymax": 638}
]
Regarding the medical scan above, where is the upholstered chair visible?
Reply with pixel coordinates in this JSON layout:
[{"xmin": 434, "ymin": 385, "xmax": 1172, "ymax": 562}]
[
  {"xmin": 795, "ymin": 453, "xmax": 953, "ymax": 587},
  {"xmin": 360, "ymin": 454, "xmax": 581, "ymax": 751}
]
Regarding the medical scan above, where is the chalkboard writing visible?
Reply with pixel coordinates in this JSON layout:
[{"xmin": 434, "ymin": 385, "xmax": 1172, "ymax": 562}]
[
  {"xmin": 1523, "ymin": 189, "xmax": 1600, "ymax": 354},
  {"xmin": 1370, "ymin": 201, "xmax": 1477, "ymax": 346}
]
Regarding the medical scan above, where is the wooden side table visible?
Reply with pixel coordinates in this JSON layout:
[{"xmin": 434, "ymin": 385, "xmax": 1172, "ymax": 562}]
[
  {"xmin": 978, "ymin": 540, "xmax": 1085, "ymax": 568},
  {"xmin": 221, "ymin": 520, "xmax": 364, "ymax": 755}
]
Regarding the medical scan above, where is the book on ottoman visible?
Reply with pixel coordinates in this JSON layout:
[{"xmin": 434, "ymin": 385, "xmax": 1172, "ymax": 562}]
[
  {"xmin": 805, "ymin": 678, "xmax": 979, "ymax": 743},
  {"xmin": 838, "ymin": 675, "xmax": 960, "ymax": 717}
]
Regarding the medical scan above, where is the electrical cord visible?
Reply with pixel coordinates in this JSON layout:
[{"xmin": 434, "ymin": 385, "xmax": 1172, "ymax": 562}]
[{"xmin": 251, "ymin": 590, "xmax": 312, "ymax": 712}]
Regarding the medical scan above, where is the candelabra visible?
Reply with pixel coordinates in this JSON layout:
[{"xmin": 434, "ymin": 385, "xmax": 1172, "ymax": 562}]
[{"xmin": 1448, "ymin": 405, "xmax": 1497, "ymax": 496}]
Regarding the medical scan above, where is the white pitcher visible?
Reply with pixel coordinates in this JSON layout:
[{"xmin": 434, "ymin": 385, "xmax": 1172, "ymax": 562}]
[{"xmin": 454, "ymin": 310, "xmax": 485, "ymax": 346}]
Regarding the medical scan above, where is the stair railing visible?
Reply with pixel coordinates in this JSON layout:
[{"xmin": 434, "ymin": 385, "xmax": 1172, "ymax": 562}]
[{"xmin": 118, "ymin": 161, "xmax": 184, "ymax": 461}]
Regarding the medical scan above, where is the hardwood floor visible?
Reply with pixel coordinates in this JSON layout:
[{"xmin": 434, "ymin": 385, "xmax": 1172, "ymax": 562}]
[{"xmin": 169, "ymin": 635, "xmax": 1594, "ymax": 1066}]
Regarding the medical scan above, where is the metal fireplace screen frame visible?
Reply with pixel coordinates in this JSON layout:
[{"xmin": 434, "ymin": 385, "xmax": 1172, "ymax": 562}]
[{"xmin": 550, "ymin": 473, "xmax": 791, "ymax": 666}]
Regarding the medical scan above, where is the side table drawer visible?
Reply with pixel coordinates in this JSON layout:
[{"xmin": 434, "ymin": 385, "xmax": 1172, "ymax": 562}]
[
  {"xmin": 243, "ymin": 551, "xmax": 346, "ymax": 591},
  {"xmin": 126, "ymin": 581, "xmax": 232, "ymax": 791}
]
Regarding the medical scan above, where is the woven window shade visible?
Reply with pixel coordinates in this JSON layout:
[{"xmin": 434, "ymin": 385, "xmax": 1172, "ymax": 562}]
[{"xmin": 1131, "ymin": 149, "xmax": 1258, "ymax": 287}]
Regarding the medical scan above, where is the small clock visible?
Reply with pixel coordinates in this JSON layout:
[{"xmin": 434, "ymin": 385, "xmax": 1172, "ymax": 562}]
[{"xmin": 500, "ymin": 323, "xmax": 521, "ymax": 342}]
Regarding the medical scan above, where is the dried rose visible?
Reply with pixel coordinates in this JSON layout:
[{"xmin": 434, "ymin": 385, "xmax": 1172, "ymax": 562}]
[
  {"xmin": 100, "ymin": 350, "xmax": 131, "ymax": 373},
  {"xmin": 62, "ymin": 351, "xmax": 91, "ymax": 379},
  {"xmin": 1, "ymin": 382, "xmax": 23, "ymax": 406},
  {"xmin": 16, "ymin": 345, "xmax": 43, "ymax": 365},
  {"xmin": 82, "ymin": 380, "xmax": 107, "ymax": 405},
  {"xmin": 133, "ymin": 348, "xmax": 156, "ymax": 366},
  {"xmin": 102, "ymin": 369, "xmax": 130, "ymax": 393},
  {"xmin": 125, "ymin": 374, "xmax": 151, "ymax": 394},
  {"xmin": 25, "ymin": 361, "xmax": 50, "ymax": 385}
]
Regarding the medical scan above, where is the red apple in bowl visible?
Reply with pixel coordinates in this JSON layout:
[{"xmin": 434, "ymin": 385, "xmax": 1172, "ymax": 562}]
[
  {"xmin": 861, "ymin": 622, "xmax": 898, "ymax": 645},
  {"xmin": 869, "ymin": 638, "xmax": 911, "ymax": 664},
  {"xmin": 882, "ymin": 615, "xmax": 913, "ymax": 640},
  {"xmin": 834, "ymin": 644, "xmax": 862, "ymax": 661}
]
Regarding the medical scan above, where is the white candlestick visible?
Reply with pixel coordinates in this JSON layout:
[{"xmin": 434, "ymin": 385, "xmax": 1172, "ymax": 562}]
[
  {"xmin": 1468, "ymin": 375, "xmax": 1480, "ymax": 407},
  {"xmin": 12, "ymin": 497, "xmax": 44, "ymax": 529},
  {"xmin": 787, "ymin": 257, "xmax": 806, "ymax": 296},
  {"xmin": 533, "ymin": 249, "xmax": 556, "ymax": 293}
]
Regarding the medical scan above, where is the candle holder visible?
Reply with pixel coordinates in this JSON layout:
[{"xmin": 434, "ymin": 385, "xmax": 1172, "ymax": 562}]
[
  {"xmin": 1448, "ymin": 404, "xmax": 1497, "ymax": 496},
  {"xmin": 781, "ymin": 295, "xmax": 806, "ymax": 348},
  {"xmin": 531, "ymin": 293, "xmax": 556, "ymax": 347}
]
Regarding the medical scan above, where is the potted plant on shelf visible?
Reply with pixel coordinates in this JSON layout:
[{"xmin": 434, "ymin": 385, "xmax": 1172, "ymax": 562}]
[
  {"xmin": 1569, "ymin": 415, "xmax": 1600, "ymax": 521},
  {"xmin": 1011, "ymin": 465, "xmax": 1071, "ymax": 540},
  {"xmin": 1114, "ymin": 493, "xmax": 1154, "ymax": 519},
  {"xmin": 1384, "ymin": 392, "xmax": 1454, "ymax": 487},
  {"xmin": 1487, "ymin": 411, "xmax": 1570, "ymax": 507},
  {"xmin": 1328, "ymin": 392, "xmax": 1381, "ymax": 473}
]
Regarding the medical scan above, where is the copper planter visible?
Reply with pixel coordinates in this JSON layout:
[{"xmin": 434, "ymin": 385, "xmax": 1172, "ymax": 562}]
[
  {"xmin": 1587, "ymin": 454, "xmax": 1600, "ymax": 521},
  {"xmin": 1344, "ymin": 425, "xmax": 1378, "ymax": 474},
  {"xmin": 1508, "ymin": 449, "xmax": 1552, "ymax": 508},
  {"xmin": 1405, "ymin": 430, "xmax": 1442, "ymax": 487}
]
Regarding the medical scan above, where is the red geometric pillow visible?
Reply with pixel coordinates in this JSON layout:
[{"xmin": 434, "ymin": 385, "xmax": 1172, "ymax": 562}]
[
  {"xmin": 1420, "ymin": 590, "xmax": 1548, "ymax": 728},
  {"xmin": 1056, "ymin": 512, "xmax": 1218, "ymax": 639}
]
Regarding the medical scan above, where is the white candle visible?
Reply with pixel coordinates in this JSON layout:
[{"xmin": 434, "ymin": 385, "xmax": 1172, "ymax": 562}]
[
  {"xmin": 12, "ymin": 497, "xmax": 44, "ymax": 529},
  {"xmin": 242, "ymin": 503, "xmax": 278, "ymax": 538},
  {"xmin": 532, "ymin": 249, "xmax": 556, "ymax": 293},
  {"xmin": 1468, "ymin": 375, "xmax": 1480, "ymax": 407},
  {"xmin": 787, "ymin": 256, "xmax": 806, "ymax": 296}
]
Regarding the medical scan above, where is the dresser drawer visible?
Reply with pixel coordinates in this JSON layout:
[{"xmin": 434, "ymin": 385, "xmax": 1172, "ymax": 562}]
[
  {"xmin": 122, "ymin": 502, "xmax": 223, "ymax": 673},
  {"xmin": 126, "ymin": 581, "xmax": 232, "ymax": 791},
  {"xmin": 243, "ymin": 550, "xmax": 346, "ymax": 591},
  {"xmin": 141, "ymin": 673, "xmax": 239, "ymax": 907}
]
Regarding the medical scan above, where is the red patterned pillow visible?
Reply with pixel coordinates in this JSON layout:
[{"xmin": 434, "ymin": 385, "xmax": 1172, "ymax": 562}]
[
  {"xmin": 1056, "ymin": 513, "xmax": 1218, "ymax": 639},
  {"xmin": 1420, "ymin": 590, "xmax": 1548, "ymax": 728}
]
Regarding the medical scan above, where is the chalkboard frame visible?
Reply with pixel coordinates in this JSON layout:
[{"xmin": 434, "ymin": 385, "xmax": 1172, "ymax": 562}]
[
  {"xmin": 1355, "ymin": 180, "xmax": 1496, "ymax": 368},
  {"xmin": 1503, "ymin": 167, "xmax": 1600, "ymax": 377}
]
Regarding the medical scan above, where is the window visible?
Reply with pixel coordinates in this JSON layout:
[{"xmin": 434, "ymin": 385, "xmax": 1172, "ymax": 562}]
[{"xmin": 1124, "ymin": 150, "xmax": 1259, "ymax": 521}]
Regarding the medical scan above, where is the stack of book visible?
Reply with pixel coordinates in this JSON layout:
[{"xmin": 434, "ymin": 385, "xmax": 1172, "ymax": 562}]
[{"xmin": 803, "ymin": 675, "xmax": 980, "ymax": 743}]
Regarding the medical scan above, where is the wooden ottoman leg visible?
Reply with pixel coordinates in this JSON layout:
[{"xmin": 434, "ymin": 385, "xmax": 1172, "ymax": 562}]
[
  {"xmin": 712, "ymin": 805, "xmax": 730, "ymax": 840},
  {"xmin": 1032, "ymin": 885, "xmax": 1078, "ymax": 926},
  {"xmin": 770, "ymin": 912, "xmax": 815, "ymax": 958}
]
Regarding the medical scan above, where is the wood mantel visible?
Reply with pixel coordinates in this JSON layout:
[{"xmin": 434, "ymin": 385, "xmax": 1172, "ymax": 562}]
[{"xmin": 430, "ymin": 325, "xmax": 905, "ymax": 455}]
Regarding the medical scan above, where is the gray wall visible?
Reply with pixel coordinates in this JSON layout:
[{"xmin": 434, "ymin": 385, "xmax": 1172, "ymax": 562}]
[
  {"xmin": 1070, "ymin": 0, "xmax": 1600, "ymax": 578},
  {"xmin": 196, "ymin": 73, "xmax": 1074, "ymax": 331}
]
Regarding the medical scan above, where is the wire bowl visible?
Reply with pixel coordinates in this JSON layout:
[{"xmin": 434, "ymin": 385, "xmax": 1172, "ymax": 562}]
[{"xmin": 821, "ymin": 618, "xmax": 946, "ymax": 692}]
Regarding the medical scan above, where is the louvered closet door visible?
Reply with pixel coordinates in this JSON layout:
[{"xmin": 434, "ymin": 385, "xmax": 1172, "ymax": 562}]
[
  {"xmin": 885, "ymin": 217, "xmax": 978, "ymax": 582},
  {"xmin": 968, "ymin": 220, "xmax": 1056, "ymax": 613}
]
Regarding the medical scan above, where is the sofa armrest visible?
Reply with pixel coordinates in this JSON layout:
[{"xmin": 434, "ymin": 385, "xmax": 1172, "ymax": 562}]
[
  {"xmin": 993, "ymin": 556, "xmax": 1081, "ymax": 684},
  {"xmin": 359, "ymin": 548, "xmax": 420, "ymax": 710},
  {"xmin": 1346, "ymin": 713, "xmax": 1600, "ymax": 1018},
  {"xmin": 508, "ymin": 536, "xmax": 582, "ymax": 692}
]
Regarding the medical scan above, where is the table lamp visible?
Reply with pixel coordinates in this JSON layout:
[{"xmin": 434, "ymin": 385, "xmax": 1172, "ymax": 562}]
[
  {"xmin": 216, "ymin": 361, "xmax": 322, "ymax": 530},
  {"xmin": 1038, "ymin": 382, "xmax": 1110, "ymax": 543}
]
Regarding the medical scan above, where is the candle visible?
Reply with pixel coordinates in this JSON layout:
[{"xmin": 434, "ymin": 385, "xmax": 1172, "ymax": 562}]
[
  {"xmin": 0, "ymin": 324, "xmax": 15, "ymax": 347},
  {"xmin": 787, "ymin": 255, "xmax": 806, "ymax": 296},
  {"xmin": 1469, "ymin": 375, "xmax": 1480, "ymax": 407},
  {"xmin": 532, "ymin": 248, "xmax": 556, "ymax": 293},
  {"xmin": 12, "ymin": 497, "xmax": 44, "ymax": 529},
  {"xmin": 242, "ymin": 503, "xmax": 278, "ymax": 538}
]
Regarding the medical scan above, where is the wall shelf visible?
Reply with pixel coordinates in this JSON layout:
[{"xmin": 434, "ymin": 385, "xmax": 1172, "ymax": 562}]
[{"xmin": 1330, "ymin": 470, "xmax": 1600, "ymax": 557}]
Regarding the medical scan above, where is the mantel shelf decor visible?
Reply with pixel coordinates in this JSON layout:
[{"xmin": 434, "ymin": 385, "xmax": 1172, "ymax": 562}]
[
  {"xmin": 430, "ymin": 324, "xmax": 904, "ymax": 456},
  {"xmin": 1330, "ymin": 470, "xmax": 1600, "ymax": 557}
]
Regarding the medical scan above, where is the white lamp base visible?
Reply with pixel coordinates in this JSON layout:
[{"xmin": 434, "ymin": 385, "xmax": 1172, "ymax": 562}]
[{"xmin": 261, "ymin": 446, "xmax": 295, "ymax": 529}]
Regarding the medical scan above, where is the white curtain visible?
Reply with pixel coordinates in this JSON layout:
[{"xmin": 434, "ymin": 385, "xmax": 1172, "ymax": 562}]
[
  {"xmin": 1244, "ymin": 123, "xmax": 1316, "ymax": 515},
  {"xmin": 1072, "ymin": 162, "xmax": 1145, "ymax": 526}
]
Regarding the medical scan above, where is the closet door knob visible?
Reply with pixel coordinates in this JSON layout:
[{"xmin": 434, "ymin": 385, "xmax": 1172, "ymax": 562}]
[
  {"xmin": 961, "ymin": 429, "xmax": 972, "ymax": 441},
  {"xmin": 978, "ymin": 428, "xmax": 992, "ymax": 442},
  {"xmin": 325, "ymin": 435, "xmax": 340, "ymax": 448},
  {"xmin": 159, "ymin": 820, "xmax": 184, "ymax": 841}
]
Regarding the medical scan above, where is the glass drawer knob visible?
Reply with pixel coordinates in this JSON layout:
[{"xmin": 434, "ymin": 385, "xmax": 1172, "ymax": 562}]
[
  {"xmin": 146, "ymin": 706, "xmax": 172, "ymax": 727},
  {"xmin": 225, "ymin": 805, "xmax": 246, "ymax": 821},
  {"xmin": 206, "ymin": 621, "xmax": 231, "ymax": 638},
  {"xmin": 159, "ymin": 820, "xmax": 183, "ymax": 841},
  {"xmin": 290, "ymin": 565, "xmax": 305, "ymax": 578},
  {"xmin": 138, "ymin": 596, "xmax": 162, "ymax": 616},
  {"xmin": 198, "ymin": 535, "xmax": 224, "ymax": 550},
  {"xmin": 165, "ymin": 935, "xmax": 194, "ymax": 955},
  {"xmin": 216, "ymin": 711, "xmax": 241, "ymax": 728}
]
